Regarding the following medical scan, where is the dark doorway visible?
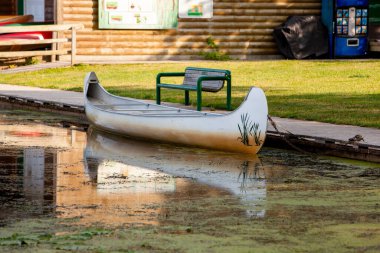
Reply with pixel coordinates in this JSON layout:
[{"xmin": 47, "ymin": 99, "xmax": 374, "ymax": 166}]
[
  {"xmin": 0, "ymin": 0, "xmax": 55, "ymax": 22},
  {"xmin": 0, "ymin": 0, "xmax": 17, "ymax": 15}
]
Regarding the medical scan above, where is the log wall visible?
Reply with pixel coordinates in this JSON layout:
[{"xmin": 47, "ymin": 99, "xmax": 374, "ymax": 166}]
[{"xmin": 60, "ymin": 0, "xmax": 321, "ymax": 60}]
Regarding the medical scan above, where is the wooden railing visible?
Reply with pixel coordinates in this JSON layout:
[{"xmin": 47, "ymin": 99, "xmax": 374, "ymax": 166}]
[{"xmin": 0, "ymin": 23, "xmax": 83, "ymax": 65}]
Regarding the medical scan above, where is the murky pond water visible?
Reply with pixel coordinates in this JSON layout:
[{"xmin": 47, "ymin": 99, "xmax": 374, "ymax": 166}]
[{"xmin": 0, "ymin": 105, "xmax": 379, "ymax": 252}]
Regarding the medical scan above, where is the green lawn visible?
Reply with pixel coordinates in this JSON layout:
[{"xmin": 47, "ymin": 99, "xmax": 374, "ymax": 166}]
[{"xmin": 0, "ymin": 60, "xmax": 379, "ymax": 128}]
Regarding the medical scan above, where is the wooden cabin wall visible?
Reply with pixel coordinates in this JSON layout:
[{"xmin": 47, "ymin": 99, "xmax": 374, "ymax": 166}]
[
  {"xmin": 61, "ymin": 0, "xmax": 321, "ymax": 60},
  {"xmin": 0, "ymin": 0, "xmax": 17, "ymax": 15}
]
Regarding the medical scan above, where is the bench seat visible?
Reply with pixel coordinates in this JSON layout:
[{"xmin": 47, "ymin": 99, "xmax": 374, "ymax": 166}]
[{"xmin": 157, "ymin": 83, "xmax": 198, "ymax": 91}]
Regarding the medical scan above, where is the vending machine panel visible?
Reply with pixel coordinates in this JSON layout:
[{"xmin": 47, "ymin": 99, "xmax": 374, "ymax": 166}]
[{"xmin": 322, "ymin": 0, "xmax": 369, "ymax": 58}]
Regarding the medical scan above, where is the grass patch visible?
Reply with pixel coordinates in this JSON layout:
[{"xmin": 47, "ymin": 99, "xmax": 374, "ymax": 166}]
[{"xmin": 0, "ymin": 60, "xmax": 379, "ymax": 127}]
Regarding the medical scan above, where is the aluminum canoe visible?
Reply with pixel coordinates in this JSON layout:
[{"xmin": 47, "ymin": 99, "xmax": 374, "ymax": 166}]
[{"xmin": 84, "ymin": 71, "xmax": 268, "ymax": 154}]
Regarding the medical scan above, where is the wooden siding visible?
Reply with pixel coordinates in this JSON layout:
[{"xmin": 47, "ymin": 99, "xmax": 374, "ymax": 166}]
[{"xmin": 61, "ymin": 0, "xmax": 321, "ymax": 60}]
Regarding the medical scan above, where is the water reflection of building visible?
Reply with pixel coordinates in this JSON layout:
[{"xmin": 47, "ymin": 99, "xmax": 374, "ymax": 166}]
[
  {"xmin": 0, "ymin": 123, "xmax": 86, "ymax": 223},
  {"xmin": 23, "ymin": 147, "xmax": 53, "ymax": 214}
]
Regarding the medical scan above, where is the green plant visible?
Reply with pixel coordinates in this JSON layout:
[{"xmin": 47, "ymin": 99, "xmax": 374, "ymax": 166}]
[
  {"xmin": 206, "ymin": 36, "xmax": 218, "ymax": 50},
  {"xmin": 200, "ymin": 36, "xmax": 230, "ymax": 61},
  {"xmin": 73, "ymin": 63, "xmax": 89, "ymax": 67},
  {"xmin": 25, "ymin": 57, "xmax": 39, "ymax": 65}
]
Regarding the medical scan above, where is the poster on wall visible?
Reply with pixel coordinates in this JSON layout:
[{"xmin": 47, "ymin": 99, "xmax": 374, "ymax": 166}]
[
  {"xmin": 99, "ymin": 0, "xmax": 178, "ymax": 29},
  {"xmin": 179, "ymin": 0, "xmax": 213, "ymax": 18}
]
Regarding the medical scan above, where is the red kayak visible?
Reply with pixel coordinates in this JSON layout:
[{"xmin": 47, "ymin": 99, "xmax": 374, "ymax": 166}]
[{"xmin": 0, "ymin": 15, "xmax": 53, "ymax": 51}]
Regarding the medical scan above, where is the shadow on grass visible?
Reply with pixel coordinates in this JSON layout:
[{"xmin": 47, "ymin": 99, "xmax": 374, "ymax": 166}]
[
  {"xmin": 268, "ymin": 93, "xmax": 380, "ymax": 128},
  {"xmin": 66, "ymin": 87, "xmax": 82, "ymax": 92}
]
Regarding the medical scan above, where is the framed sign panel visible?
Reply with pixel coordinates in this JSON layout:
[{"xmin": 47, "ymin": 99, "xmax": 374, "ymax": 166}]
[
  {"xmin": 99, "ymin": 0, "xmax": 178, "ymax": 29},
  {"xmin": 179, "ymin": 0, "xmax": 213, "ymax": 18}
]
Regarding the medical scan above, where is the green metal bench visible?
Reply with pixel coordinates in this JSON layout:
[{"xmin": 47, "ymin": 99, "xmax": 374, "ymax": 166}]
[{"xmin": 156, "ymin": 67, "xmax": 232, "ymax": 111}]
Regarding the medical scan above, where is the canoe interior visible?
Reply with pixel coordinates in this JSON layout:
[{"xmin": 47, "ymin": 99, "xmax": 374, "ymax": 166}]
[{"xmin": 86, "ymin": 79, "xmax": 222, "ymax": 117}]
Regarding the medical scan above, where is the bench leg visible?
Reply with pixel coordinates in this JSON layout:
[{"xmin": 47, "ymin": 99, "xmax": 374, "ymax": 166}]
[
  {"xmin": 156, "ymin": 86, "xmax": 161, "ymax": 105},
  {"xmin": 197, "ymin": 88, "xmax": 202, "ymax": 111},
  {"xmin": 227, "ymin": 78, "xmax": 232, "ymax": 110},
  {"xmin": 185, "ymin": 90, "xmax": 190, "ymax": 105}
]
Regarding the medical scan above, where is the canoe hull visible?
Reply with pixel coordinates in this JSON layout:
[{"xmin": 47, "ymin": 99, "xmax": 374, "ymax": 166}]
[{"xmin": 84, "ymin": 72, "xmax": 268, "ymax": 154}]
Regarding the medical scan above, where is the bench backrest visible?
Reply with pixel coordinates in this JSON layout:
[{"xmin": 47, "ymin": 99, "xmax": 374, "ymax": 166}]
[{"xmin": 183, "ymin": 67, "xmax": 230, "ymax": 92}]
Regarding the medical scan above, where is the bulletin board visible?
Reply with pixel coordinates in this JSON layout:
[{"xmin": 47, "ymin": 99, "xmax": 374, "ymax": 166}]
[
  {"xmin": 179, "ymin": 0, "xmax": 213, "ymax": 19},
  {"xmin": 98, "ymin": 0, "xmax": 178, "ymax": 29}
]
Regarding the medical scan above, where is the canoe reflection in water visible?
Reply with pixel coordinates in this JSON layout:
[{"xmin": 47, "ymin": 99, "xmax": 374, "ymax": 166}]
[{"xmin": 84, "ymin": 128, "xmax": 267, "ymax": 218}]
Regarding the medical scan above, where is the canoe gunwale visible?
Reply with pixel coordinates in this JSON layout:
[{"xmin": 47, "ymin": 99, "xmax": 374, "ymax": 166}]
[{"xmin": 87, "ymin": 98, "xmax": 221, "ymax": 117}]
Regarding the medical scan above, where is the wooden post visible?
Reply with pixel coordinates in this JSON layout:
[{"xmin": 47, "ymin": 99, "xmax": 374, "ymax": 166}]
[
  {"xmin": 51, "ymin": 31, "xmax": 57, "ymax": 62},
  {"xmin": 71, "ymin": 27, "xmax": 76, "ymax": 66},
  {"xmin": 56, "ymin": 0, "xmax": 62, "ymax": 62}
]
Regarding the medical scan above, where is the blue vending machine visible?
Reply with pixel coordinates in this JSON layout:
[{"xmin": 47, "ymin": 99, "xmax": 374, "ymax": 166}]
[{"xmin": 322, "ymin": 0, "xmax": 369, "ymax": 58}]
